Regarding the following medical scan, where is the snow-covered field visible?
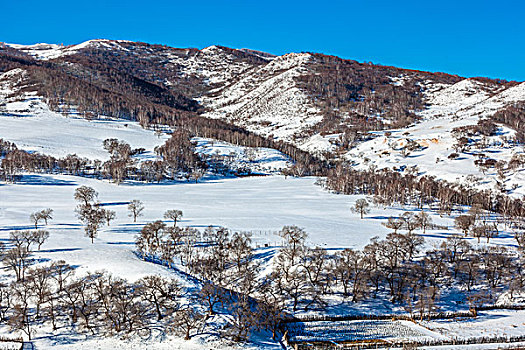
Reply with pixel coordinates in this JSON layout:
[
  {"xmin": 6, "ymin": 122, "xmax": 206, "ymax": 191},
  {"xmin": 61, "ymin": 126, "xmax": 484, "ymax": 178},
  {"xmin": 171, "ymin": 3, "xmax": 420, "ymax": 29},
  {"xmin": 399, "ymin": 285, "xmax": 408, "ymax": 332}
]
[
  {"xmin": 3, "ymin": 173, "xmax": 524, "ymax": 348},
  {"xmin": 0, "ymin": 95, "xmax": 168, "ymax": 161},
  {"xmin": 423, "ymin": 309, "xmax": 525, "ymax": 339},
  {"xmin": 0, "ymin": 174, "xmax": 393, "ymax": 255},
  {"xmin": 287, "ymin": 319, "xmax": 441, "ymax": 343}
]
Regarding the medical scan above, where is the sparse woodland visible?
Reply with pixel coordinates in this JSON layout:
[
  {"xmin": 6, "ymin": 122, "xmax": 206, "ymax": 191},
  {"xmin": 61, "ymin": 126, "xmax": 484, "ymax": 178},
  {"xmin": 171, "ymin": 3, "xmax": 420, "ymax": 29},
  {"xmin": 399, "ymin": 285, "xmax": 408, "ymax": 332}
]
[{"xmin": 2, "ymin": 40, "xmax": 525, "ymax": 347}]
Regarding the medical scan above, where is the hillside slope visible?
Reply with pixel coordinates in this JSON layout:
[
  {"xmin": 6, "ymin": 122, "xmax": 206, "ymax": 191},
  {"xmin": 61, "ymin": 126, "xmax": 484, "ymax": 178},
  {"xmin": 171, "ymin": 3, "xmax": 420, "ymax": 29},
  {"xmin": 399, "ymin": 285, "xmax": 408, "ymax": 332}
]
[{"xmin": 2, "ymin": 39, "xmax": 525, "ymax": 191}]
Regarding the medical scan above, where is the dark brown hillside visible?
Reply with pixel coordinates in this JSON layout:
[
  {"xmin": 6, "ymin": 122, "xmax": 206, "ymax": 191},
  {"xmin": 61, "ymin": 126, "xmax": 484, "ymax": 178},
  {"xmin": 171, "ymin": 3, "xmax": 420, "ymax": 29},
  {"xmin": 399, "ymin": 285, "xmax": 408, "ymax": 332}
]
[{"xmin": 297, "ymin": 53, "xmax": 463, "ymax": 138}]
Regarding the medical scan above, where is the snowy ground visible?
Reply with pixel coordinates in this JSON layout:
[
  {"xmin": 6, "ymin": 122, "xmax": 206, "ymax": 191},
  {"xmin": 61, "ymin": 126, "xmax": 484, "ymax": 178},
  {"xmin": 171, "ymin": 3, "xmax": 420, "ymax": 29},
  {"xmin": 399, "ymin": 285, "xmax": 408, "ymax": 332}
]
[
  {"xmin": 3, "ymin": 173, "xmax": 517, "ymax": 255},
  {"xmin": 0, "ymin": 174, "xmax": 395, "ymax": 255},
  {"xmin": 1, "ymin": 173, "xmax": 521, "ymax": 348},
  {"xmin": 194, "ymin": 138, "xmax": 292, "ymax": 174},
  {"xmin": 423, "ymin": 309, "xmax": 525, "ymax": 339}
]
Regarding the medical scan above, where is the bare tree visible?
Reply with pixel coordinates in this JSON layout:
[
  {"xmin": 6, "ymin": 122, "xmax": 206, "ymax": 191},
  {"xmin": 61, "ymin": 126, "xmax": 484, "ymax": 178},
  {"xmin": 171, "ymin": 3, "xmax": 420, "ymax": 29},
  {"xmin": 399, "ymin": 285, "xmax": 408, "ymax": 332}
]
[
  {"xmin": 415, "ymin": 211, "xmax": 432, "ymax": 234},
  {"xmin": 164, "ymin": 209, "xmax": 183, "ymax": 227},
  {"xmin": 3, "ymin": 247, "xmax": 31, "ymax": 281},
  {"xmin": 198, "ymin": 282, "xmax": 224, "ymax": 316},
  {"xmin": 172, "ymin": 307, "xmax": 205, "ymax": 340},
  {"xmin": 74, "ymin": 186, "xmax": 98, "ymax": 206},
  {"xmin": 17, "ymin": 231, "xmax": 35, "ymax": 252},
  {"xmin": 351, "ymin": 198, "xmax": 370, "ymax": 219},
  {"xmin": 228, "ymin": 231, "xmax": 253, "ymax": 273},
  {"xmin": 27, "ymin": 266, "xmax": 52, "ymax": 318},
  {"xmin": 32, "ymin": 230, "xmax": 50, "ymax": 250},
  {"xmin": 401, "ymin": 212, "xmax": 419, "ymax": 234},
  {"xmin": 9, "ymin": 279, "xmax": 35, "ymax": 340},
  {"xmin": 77, "ymin": 204, "xmax": 106, "ymax": 243},
  {"xmin": 103, "ymin": 209, "xmax": 116, "ymax": 226},
  {"xmin": 226, "ymin": 298, "xmax": 257, "ymax": 341},
  {"xmin": 278, "ymin": 226, "xmax": 307, "ymax": 264},
  {"xmin": 257, "ymin": 281, "xmax": 286, "ymax": 340},
  {"xmin": 128, "ymin": 199, "xmax": 144, "ymax": 223},
  {"xmin": 0, "ymin": 282, "xmax": 12, "ymax": 322},
  {"xmin": 384, "ymin": 217, "xmax": 404, "ymax": 234},
  {"xmin": 29, "ymin": 212, "xmax": 42, "ymax": 229},
  {"xmin": 39, "ymin": 208, "xmax": 53, "ymax": 225},
  {"xmin": 455, "ymin": 215, "xmax": 475, "ymax": 236},
  {"xmin": 136, "ymin": 275, "xmax": 182, "ymax": 321}
]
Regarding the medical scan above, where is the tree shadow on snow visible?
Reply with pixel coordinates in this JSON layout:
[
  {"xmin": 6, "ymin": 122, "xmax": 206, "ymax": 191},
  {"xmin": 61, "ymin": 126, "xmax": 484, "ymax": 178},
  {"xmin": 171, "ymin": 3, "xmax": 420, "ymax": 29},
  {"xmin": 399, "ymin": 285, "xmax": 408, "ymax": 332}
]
[
  {"xmin": 98, "ymin": 201, "xmax": 130, "ymax": 207},
  {"xmin": 39, "ymin": 248, "xmax": 82, "ymax": 253},
  {"xmin": 16, "ymin": 175, "xmax": 77, "ymax": 186},
  {"xmin": 0, "ymin": 225, "xmax": 35, "ymax": 231}
]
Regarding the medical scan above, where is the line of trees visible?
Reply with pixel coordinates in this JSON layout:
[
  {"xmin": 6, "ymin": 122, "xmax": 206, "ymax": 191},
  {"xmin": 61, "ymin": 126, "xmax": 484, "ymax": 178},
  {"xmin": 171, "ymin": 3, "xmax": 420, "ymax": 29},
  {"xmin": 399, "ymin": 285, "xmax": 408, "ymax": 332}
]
[
  {"xmin": 0, "ymin": 133, "xmax": 207, "ymax": 184},
  {"xmin": 325, "ymin": 165, "xmax": 525, "ymax": 223}
]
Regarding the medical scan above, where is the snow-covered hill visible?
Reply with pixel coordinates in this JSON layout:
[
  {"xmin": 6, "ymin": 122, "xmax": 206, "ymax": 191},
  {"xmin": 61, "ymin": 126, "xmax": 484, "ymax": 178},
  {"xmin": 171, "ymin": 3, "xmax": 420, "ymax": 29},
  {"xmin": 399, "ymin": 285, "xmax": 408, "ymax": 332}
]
[
  {"xmin": 0, "ymin": 68, "xmax": 292, "ymax": 175},
  {"xmin": 201, "ymin": 53, "xmax": 327, "ymax": 151},
  {"xmin": 3, "ymin": 40, "xmax": 525, "ymax": 196},
  {"xmin": 346, "ymin": 78, "xmax": 525, "ymax": 198}
]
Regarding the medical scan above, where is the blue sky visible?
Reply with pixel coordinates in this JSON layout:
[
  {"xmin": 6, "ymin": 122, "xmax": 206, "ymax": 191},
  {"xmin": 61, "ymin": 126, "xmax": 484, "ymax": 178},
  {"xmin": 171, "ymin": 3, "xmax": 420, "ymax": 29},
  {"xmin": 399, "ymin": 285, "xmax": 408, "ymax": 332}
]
[{"xmin": 2, "ymin": 0, "xmax": 524, "ymax": 80}]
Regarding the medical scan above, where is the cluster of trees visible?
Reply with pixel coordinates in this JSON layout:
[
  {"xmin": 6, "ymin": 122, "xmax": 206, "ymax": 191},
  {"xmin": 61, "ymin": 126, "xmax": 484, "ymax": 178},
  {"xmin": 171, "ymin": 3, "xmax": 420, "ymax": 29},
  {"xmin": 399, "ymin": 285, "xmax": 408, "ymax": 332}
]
[
  {"xmin": 452, "ymin": 119, "xmax": 498, "ymax": 138},
  {"xmin": 0, "ymin": 221, "xmax": 284, "ymax": 342},
  {"xmin": 0, "ymin": 132, "xmax": 207, "ymax": 184},
  {"xmin": 491, "ymin": 102, "xmax": 525, "ymax": 144},
  {"xmin": 135, "ymin": 218, "xmax": 524, "ymax": 339},
  {"xmin": 0, "ymin": 247, "xmax": 205, "ymax": 341},
  {"xmin": 136, "ymin": 222, "xmax": 287, "ymax": 341},
  {"xmin": 0, "ymin": 138, "xmax": 17, "ymax": 157}
]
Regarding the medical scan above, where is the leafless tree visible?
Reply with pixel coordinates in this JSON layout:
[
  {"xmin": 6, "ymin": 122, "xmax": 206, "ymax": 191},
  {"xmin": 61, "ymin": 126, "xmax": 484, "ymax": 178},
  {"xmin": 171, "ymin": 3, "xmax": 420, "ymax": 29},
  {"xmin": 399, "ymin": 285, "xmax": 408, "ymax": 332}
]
[
  {"xmin": 32, "ymin": 230, "xmax": 49, "ymax": 250},
  {"xmin": 164, "ymin": 209, "xmax": 183, "ymax": 227},
  {"xmin": 226, "ymin": 298, "xmax": 257, "ymax": 341},
  {"xmin": 278, "ymin": 226, "xmax": 307, "ymax": 264},
  {"xmin": 3, "ymin": 247, "xmax": 31, "ymax": 281},
  {"xmin": 351, "ymin": 198, "xmax": 370, "ymax": 219},
  {"xmin": 9, "ymin": 279, "xmax": 35, "ymax": 340},
  {"xmin": 384, "ymin": 217, "xmax": 404, "ymax": 234},
  {"xmin": 128, "ymin": 199, "xmax": 144, "ymax": 222},
  {"xmin": 401, "ymin": 212, "xmax": 419, "ymax": 234},
  {"xmin": 39, "ymin": 208, "xmax": 53, "ymax": 225},
  {"xmin": 136, "ymin": 275, "xmax": 182, "ymax": 321},
  {"xmin": 27, "ymin": 266, "xmax": 52, "ymax": 318},
  {"xmin": 103, "ymin": 209, "xmax": 116, "ymax": 226},
  {"xmin": 172, "ymin": 307, "xmax": 205, "ymax": 340},
  {"xmin": 29, "ymin": 212, "xmax": 42, "ymax": 229},
  {"xmin": 257, "ymin": 281, "xmax": 286, "ymax": 340},
  {"xmin": 415, "ymin": 211, "xmax": 432, "ymax": 234},
  {"xmin": 74, "ymin": 186, "xmax": 98, "ymax": 206},
  {"xmin": 455, "ymin": 215, "xmax": 475, "ymax": 236},
  {"xmin": 198, "ymin": 282, "xmax": 224, "ymax": 316},
  {"xmin": 77, "ymin": 204, "xmax": 106, "ymax": 243}
]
